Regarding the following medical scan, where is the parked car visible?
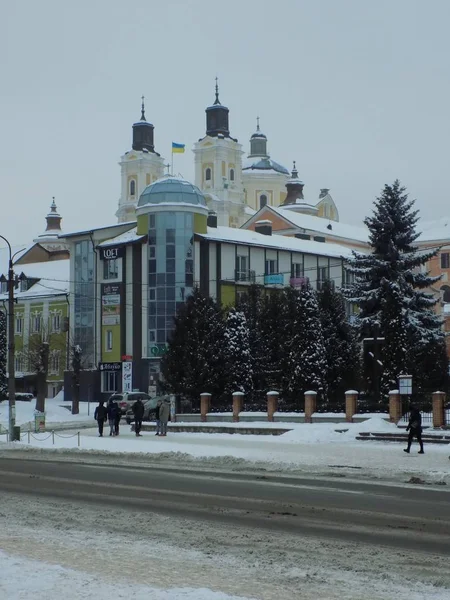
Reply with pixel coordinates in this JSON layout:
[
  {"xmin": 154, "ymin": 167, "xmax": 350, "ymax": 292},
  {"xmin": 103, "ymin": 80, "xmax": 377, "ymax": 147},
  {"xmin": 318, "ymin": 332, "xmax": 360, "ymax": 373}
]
[
  {"xmin": 108, "ymin": 391, "xmax": 151, "ymax": 415},
  {"xmin": 125, "ymin": 395, "xmax": 170, "ymax": 424},
  {"xmin": 6, "ymin": 393, "xmax": 34, "ymax": 402}
]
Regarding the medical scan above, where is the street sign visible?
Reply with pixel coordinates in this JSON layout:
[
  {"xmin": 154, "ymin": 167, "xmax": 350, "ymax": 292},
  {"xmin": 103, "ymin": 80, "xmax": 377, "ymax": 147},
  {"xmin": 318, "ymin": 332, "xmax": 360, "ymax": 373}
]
[{"xmin": 399, "ymin": 375, "xmax": 412, "ymax": 396}]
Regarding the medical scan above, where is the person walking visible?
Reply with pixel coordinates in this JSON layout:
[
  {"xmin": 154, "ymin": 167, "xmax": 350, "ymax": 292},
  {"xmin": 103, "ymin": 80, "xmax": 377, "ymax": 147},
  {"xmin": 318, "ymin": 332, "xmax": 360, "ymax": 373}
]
[
  {"xmin": 404, "ymin": 406, "xmax": 424, "ymax": 454},
  {"xmin": 107, "ymin": 398, "xmax": 120, "ymax": 436},
  {"xmin": 94, "ymin": 401, "xmax": 107, "ymax": 437},
  {"xmin": 159, "ymin": 399, "xmax": 170, "ymax": 437},
  {"xmin": 133, "ymin": 398, "xmax": 145, "ymax": 437},
  {"xmin": 155, "ymin": 399, "xmax": 162, "ymax": 436},
  {"xmin": 114, "ymin": 404, "xmax": 121, "ymax": 436}
]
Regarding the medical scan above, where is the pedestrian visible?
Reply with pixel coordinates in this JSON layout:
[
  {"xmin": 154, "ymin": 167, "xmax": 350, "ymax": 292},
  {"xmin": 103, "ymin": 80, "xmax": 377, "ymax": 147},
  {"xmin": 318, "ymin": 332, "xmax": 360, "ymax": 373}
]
[
  {"xmin": 114, "ymin": 404, "xmax": 121, "ymax": 436},
  {"xmin": 94, "ymin": 400, "xmax": 107, "ymax": 437},
  {"xmin": 158, "ymin": 398, "xmax": 170, "ymax": 437},
  {"xmin": 107, "ymin": 398, "xmax": 120, "ymax": 436},
  {"xmin": 404, "ymin": 405, "xmax": 424, "ymax": 454},
  {"xmin": 132, "ymin": 397, "xmax": 145, "ymax": 437},
  {"xmin": 155, "ymin": 399, "xmax": 162, "ymax": 436}
]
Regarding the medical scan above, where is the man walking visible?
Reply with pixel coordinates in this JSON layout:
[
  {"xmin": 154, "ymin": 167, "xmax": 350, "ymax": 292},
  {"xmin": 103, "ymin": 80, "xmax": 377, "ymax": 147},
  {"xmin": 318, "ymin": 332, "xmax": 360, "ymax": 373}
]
[
  {"xmin": 404, "ymin": 406, "xmax": 424, "ymax": 454},
  {"xmin": 159, "ymin": 398, "xmax": 170, "ymax": 437},
  {"xmin": 94, "ymin": 401, "xmax": 107, "ymax": 437},
  {"xmin": 155, "ymin": 399, "xmax": 162, "ymax": 436},
  {"xmin": 132, "ymin": 397, "xmax": 145, "ymax": 437},
  {"xmin": 107, "ymin": 398, "xmax": 120, "ymax": 436}
]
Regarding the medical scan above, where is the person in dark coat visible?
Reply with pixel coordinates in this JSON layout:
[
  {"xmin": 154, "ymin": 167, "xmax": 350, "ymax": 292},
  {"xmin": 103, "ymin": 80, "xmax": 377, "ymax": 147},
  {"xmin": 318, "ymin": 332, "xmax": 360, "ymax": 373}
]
[
  {"xmin": 155, "ymin": 399, "xmax": 162, "ymax": 436},
  {"xmin": 404, "ymin": 406, "xmax": 424, "ymax": 454},
  {"xmin": 107, "ymin": 398, "xmax": 120, "ymax": 436},
  {"xmin": 94, "ymin": 401, "xmax": 107, "ymax": 437},
  {"xmin": 158, "ymin": 399, "xmax": 170, "ymax": 437},
  {"xmin": 132, "ymin": 398, "xmax": 145, "ymax": 437},
  {"xmin": 114, "ymin": 404, "xmax": 121, "ymax": 436}
]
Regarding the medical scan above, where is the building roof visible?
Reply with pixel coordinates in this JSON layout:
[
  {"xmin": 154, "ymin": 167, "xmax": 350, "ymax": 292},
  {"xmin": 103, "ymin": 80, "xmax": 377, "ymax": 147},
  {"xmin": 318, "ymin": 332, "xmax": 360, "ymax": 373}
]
[
  {"xmin": 0, "ymin": 259, "xmax": 70, "ymax": 300},
  {"xmin": 61, "ymin": 221, "xmax": 136, "ymax": 239},
  {"xmin": 138, "ymin": 176, "xmax": 207, "ymax": 208},
  {"xmin": 197, "ymin": 226, "xmax": 354, "ymax": 259},
  {"xmin": 417, "ymin": 217, "xmax": 450, "ymax": 243},
  {"xmin": 98, "ymin": 227, "xmax": 146, "ymax": 248},
  {"xmin": 242, "ymin": 156, "xmax": 290, "ymax": 176}
]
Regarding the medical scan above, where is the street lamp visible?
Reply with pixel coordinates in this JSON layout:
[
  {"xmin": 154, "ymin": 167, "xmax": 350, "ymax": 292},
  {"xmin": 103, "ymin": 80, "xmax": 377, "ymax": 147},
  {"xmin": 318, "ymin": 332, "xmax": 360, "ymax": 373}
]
[{"xmin": 0, "ymin": 235, "xmax": 23, "ymax": 440}]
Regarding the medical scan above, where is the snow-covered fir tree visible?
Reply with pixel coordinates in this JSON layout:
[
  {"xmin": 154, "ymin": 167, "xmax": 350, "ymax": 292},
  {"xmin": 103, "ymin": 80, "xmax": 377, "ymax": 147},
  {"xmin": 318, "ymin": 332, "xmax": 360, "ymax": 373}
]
[
  {"xmin": 161, "ymin": 288, "xmax": 225, "ymax": 405},
  {"xmin": 282, "ymin": 284, "xmax": 327, "ymax": 401},
  {"xmin": 223, "ymin": 308, "xmax": 253, "ymax": 396},
  {"xmin": 345, "ymin": 180, "xmax": 443, "ymax": 394},
  {"xmin": 317, "ymin": 281, "xmax": 361, "ymax": 402},
  {"xmin": 0, "ymin": 310, "xmax": 7, "ymax": 400},
  {"xmin": 259, "ymin": 292, "xmax": 286, "ymax": 393}
]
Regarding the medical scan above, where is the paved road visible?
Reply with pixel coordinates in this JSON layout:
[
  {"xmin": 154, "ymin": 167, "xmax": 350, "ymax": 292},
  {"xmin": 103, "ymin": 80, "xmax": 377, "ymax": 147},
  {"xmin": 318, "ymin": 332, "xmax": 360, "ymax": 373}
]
[{"xmin": 1, "ymin": 456, "xmax": 449, "ymax": 555}]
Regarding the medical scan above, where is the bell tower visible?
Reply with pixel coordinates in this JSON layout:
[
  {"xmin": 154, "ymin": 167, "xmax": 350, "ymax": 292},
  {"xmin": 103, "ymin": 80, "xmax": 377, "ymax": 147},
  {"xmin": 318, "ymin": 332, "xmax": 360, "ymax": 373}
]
[{"xmin": 116, "ymin": 97, "xmax": 165, "ymax": 223}]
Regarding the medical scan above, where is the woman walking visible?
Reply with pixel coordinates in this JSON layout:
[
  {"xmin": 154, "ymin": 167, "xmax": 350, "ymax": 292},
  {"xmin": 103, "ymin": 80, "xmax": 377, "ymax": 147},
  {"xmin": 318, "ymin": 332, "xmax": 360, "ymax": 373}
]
[{"xmin": 404, "ymin": 406, "xmax": 424, "ymax": 454}]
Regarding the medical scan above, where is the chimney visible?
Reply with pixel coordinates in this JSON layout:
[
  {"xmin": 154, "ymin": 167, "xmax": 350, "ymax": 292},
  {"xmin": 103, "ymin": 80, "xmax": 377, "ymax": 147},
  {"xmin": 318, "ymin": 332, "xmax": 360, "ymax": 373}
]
[
  {"xmin": 207, "ymin": 210, "xmax": 218, "ymax": 228},
  {"xmin": 255, "ymin": 219, "xmax": 272, "ymax": 236}
]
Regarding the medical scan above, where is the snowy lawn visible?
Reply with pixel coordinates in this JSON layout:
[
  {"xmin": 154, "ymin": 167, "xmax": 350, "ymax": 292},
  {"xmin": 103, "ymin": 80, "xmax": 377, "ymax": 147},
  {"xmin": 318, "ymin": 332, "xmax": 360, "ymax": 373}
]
[
  {"xmin": 1, "ymin": 416, "xmax": 449, "ymax": 483},
  {"xmin": 0, "ymin": 396, "xmax": 97, "ymax": 430}
]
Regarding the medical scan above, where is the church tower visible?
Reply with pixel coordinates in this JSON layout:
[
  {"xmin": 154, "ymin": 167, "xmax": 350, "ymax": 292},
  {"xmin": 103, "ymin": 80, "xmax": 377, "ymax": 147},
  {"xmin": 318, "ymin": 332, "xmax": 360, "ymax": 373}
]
[
  {"xmin": 193, "ymin": 80, "xmax": 245, "ymax": 227},
  {"xmin": 116, "ymin": 98, "xmax": 165, "ymax": 223}
]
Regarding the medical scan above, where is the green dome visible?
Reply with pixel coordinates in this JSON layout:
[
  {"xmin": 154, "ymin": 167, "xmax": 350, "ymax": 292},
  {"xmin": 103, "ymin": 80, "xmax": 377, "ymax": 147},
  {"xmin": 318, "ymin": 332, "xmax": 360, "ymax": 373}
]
[{"xmin": 138, "ymin": 176, "xmax": 207, "ymax": 207}]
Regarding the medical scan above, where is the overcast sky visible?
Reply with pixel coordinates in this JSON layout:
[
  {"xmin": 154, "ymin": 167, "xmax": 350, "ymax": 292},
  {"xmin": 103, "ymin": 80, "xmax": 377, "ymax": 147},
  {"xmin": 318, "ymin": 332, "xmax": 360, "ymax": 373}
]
[{"xmin": 2, "ymin": 0, "xmax": 450, "ymax": 246}]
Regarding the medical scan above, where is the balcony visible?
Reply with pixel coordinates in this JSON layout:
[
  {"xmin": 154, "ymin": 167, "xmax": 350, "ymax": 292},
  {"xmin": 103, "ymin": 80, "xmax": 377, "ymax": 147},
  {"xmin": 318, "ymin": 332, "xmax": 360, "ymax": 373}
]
[
  {"xmin": 290, "ymin": 276, "xmax": 309, "ymax": 288},
  {"xmin": 235, "ymin": 269, "xmax": 256, "ymax": 283},
  {"xmin": 264, "ymin": 273, "xmax": 284, "ymax": 286}
]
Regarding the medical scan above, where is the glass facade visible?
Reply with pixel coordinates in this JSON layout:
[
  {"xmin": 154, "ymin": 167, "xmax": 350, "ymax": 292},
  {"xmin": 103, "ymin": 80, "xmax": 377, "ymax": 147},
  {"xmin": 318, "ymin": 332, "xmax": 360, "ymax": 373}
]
[
  {"xmin": 74, "ymin": 240, "xmax": 95, "ymax": 367},
  {"xmin": 148, "ymin": 211, "xmax": 194, "ymax": 356}
]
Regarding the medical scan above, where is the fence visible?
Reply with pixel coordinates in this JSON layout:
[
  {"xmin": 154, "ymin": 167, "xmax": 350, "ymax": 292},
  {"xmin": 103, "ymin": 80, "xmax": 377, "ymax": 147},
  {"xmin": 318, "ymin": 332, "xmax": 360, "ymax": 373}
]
[{"xmin": 0, "ymin": 429, "xmax": 81, "ymax": 446}]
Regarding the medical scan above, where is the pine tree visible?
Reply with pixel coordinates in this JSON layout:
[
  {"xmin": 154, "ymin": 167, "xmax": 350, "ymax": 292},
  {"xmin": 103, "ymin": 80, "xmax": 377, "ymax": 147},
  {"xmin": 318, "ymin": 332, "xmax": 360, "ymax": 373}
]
[
  {"xmin": 161, "ymin": 288, "xmax": 225, "ymax": 406},
  {"xmin": 317, "ymin": 281, "xmax": 361, "ymax": 402},
  {"xmin": 0, "ymin": 310, "xmax": 7, "ymax": 401},
  {"xmin": 223, "ymin": 308, "xmax": 253, "ymax": 396},
  {"xmin": 345, "ymin": 180, "xmax": 443, "ymax": 395},
  {"xmin": 282, "ymin": 284, "xmax": 327, "ymax": 401},
  {"xmin": 259, "ymin": 292, "xmax": 286, "ymax": 393}
]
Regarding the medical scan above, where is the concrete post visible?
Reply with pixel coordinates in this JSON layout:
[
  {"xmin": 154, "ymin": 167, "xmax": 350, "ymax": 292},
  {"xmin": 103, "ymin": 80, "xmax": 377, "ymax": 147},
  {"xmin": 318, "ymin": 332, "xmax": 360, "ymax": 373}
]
[
  {"xmin": 388, "ymin": 390, "xmax": 401, "ymax": 424},
  {"xmin": 345, "ymin": 390, "xmax": 358, "ymax": 423},
  {"xmin": 232, "ymin": 392, "xmax": 245, "ymax": 422},
  {"xmin": 267, "ymin": 391, "xmax": 279, "ymax": 422},
  {"xmin": 304, "ymin": 391, "xmax": 317, "ymax": 423},
  {"xmin": 200, "ymin": 393, "xmax": 211, "ymax": 423},
  {"xmin": 432, "ymin": 391, "xmax": 446, "ymax": 428}
]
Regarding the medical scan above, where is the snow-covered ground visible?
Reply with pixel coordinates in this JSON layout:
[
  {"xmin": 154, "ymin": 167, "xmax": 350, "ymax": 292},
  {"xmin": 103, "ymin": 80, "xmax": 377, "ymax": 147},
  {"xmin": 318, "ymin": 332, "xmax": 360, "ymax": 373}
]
[
  {"xmin": 1, "ymin": 414, "xmax": 449, "ymax": 484},
  {"xmin": 0, "ymin": 396, "xmax": 94, "ymax": 431}
]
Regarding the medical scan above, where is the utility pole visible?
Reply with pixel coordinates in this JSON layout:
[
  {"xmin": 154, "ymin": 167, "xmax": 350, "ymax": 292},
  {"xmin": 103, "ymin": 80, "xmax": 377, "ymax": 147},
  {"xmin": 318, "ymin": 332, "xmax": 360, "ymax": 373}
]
[{"xmin": 0, "ymin": 235, "xmax": 16, "ymax": 439}]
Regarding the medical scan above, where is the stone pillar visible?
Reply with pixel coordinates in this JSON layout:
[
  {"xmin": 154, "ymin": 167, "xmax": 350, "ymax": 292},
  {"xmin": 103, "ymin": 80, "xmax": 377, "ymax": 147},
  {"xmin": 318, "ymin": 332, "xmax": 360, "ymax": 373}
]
[
  {"xmin": 345, "ymin": 390, "xmax": 358, "ymax": 423},
  {"xmin": 232, "ymin": 392, "xmax": 244, "ymax": 422},
  {"xmin": 388, "ymin": 390, "xmax": 401, "ymax": 424},
  {"xmin": 304, "ymin": 391, "xmax": 317, "ymax": 424},
  {"xmin": 267, "ymin": 391, "xmax": 279, "ymax": 422},
  {"xmin": 432, "ymin": 391, "xmax": 446, "ymax": 428},
  {"xmin": 200, "ymin": 393, "xmax": 211, "ymax": 423}
]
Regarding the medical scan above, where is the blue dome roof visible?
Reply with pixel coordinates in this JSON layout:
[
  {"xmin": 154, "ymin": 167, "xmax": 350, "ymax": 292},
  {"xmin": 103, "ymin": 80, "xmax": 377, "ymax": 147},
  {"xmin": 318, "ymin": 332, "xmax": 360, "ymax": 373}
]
[
  {"xmin": 138, "ymin": 176, "xmax": 207, "ymax": 207},
  {"xmin": 242, "ymin": 157, "xmax": 290, "ymax": 175}
]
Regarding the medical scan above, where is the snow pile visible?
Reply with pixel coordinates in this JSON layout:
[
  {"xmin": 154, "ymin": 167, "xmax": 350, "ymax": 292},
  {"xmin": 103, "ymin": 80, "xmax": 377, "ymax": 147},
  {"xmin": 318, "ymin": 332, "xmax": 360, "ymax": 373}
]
[
  {"xmin": 0, "ymin": 396, "xmax": 94, "ymax": 429},
  {"xmin": 355, "ymin": 416, "xmax": 398, "ymax": 433},
  {"xmin": 0, "ymin": 551, "xmax": 255, "ymax": 600}
]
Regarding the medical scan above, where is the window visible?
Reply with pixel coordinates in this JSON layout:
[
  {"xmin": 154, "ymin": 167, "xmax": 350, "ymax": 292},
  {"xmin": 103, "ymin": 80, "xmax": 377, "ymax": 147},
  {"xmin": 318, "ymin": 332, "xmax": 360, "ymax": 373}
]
[
  {"xmin": 441, "ymin": 253, "xmax": 450, "ymax": 269},
  {"xmin": 103, "ymin": 259, "xmax": 119, "ymax": 280},
  {"xmin": 441, "ymin": 286, "xmax": 450, "ymax": 303},
  {"xmin": 0, "ymin": 281, "xmax": 7, "ymax": 294},
  {"xmin": 291, "ymin": 262, "xmax": 304, "ymax": 278},
  {"xmin": 50, "ymin": 312, "xmax": 61, "ymax": 333},
  {"xmin": 15, "ymin": 353, "xmax": 24, "ymax": 373},
  {"xmin": 129, "ymin": 179, "xmax": 136, "ymax": 196},
  {"xmin": 31, "ymin": 312, "xmax": 41, "ymax": 334},
  {"xmin": 15, "ymin": 315, "xmax": 23, "ymax": 335},
  {"xmin": 50, "ymin": 351, "xmax": 61, "ymax": 374},
  {"xmin": 236, "ymin": 255, "xmax": 248, "ymax": 281},
  {"xmin": 205, "ymin": 168, "xmax": 212, "ymax": 181},
  {"xmin": 19, "ymin": 278, "xmax": 28, "ymax": 292},
  {"xmin": 229, "ymin": 168, "xmax": 235, "ymax": 181},
  {"xmin": 105, "ymin": 330, "xmax": 113, "ymax": 352},
  {"xmin": 102, "ymin": 371, "xmax": 119, "ymax": 393},
  {"xmin": 265, "ymin": 259, "xmax": 277, "ymax": 275},
  {"xmin": 260, "ymin": 194, "xmax": 268, "ymax": 209}
]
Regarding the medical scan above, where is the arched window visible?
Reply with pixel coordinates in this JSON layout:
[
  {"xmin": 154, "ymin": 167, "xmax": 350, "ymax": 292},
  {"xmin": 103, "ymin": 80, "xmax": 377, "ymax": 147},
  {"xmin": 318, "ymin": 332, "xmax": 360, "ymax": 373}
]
[
  {"xmin": 260, "ymin": 194, "xmax": 268, "ymax": 209},
  {"xmin": 129, "ymin": 180, "xmax": 136, "ymax": 196},
  {"xmin": 441, "ymin": 285, "xmax": 450, "ymax": 303},
  {"xmin": 229, "ymin": 168, "xmax": 235, "ymax": 182},
  {"xmin": 205, "ymin": 168, "xmax": 212, "ymax": 181}
]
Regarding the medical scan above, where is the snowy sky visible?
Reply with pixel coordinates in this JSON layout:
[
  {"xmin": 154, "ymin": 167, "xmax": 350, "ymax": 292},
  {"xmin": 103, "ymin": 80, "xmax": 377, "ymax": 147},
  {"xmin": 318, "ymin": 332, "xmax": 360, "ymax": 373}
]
[{"xmin": 2, "ymin": 0, "xmax": 450, "ymax": 246}]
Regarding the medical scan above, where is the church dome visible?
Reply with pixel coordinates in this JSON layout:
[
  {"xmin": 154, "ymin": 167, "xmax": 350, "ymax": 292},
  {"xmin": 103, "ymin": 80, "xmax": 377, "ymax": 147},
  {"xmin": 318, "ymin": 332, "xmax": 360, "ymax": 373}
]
[
  {"xmin": 242, "ymin": 156, "xmax": 290, "ymax": 175},
  {"xmin": 138, "ymin": 176, "xmax": 207, "ymax": 207}
]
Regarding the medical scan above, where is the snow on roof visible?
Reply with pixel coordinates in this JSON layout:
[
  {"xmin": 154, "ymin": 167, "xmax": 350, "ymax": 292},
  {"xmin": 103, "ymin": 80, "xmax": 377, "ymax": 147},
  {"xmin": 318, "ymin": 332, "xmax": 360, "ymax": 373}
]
[
  {"xmin": 267, "ymin": 206, "xmax": 369, "ymax": 243},
  {"xmin": 244, "ymin": 206, "xmax": 257, "ymax": 215},
  {"xmin": 62, "ymin": 221, "xmax": 136, "ymax": 239},
  {"xmin": 98, "ymin": 227, "xmax": 146, "ymax": 248},
  {"xmin": 0, "ymin": 244, "xmax": 31, "ymax": 275},
  {"xmin": 417, "ymin": 217, "xmax": 450, "ymax": 243},
  {"xmin": 0, "ymin": 259, "xmax": 70, "ymax": 300},
  {"xmin": 198, "ymin": 226, "xmax": 354, "ymax": 259}
]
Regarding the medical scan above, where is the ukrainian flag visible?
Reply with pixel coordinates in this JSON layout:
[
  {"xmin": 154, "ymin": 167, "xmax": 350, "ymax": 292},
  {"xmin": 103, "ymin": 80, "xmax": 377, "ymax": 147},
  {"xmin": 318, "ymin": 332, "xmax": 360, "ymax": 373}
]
[{"xmin": 172, "ymin": 142, "xmax": 185, "ymax": 154}]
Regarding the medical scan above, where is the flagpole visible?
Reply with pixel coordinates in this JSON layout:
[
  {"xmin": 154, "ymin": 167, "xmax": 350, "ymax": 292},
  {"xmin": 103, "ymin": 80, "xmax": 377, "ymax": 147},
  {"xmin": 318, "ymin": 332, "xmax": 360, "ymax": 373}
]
[{"xmin": 171, "ymin": 149, "xmax": 173, "ymax": 176}]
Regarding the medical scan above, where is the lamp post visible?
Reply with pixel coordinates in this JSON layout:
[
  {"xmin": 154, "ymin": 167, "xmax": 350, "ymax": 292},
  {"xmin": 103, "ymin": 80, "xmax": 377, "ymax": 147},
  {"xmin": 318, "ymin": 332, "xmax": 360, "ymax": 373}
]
[{"xmin": 0, "ymin": 235, "xmax": 16, "ymax": 438}]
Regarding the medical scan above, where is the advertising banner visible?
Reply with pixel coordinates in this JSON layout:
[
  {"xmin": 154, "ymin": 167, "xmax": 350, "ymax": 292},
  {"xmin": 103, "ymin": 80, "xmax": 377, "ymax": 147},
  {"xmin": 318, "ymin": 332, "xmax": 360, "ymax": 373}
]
[
  {"xmin": 122, "ymin": 361, "xmax": 132, "ymax": 392},
  {"xmin": 102, "ymin": 283, "xmax": 122, "ymax": 326}
]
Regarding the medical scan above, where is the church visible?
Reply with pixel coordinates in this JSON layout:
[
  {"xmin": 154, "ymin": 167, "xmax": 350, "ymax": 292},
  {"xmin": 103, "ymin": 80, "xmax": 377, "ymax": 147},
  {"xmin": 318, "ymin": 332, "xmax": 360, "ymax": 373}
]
[{"xmin": 115, "ymin": 81, "xmax": 340, "ymax": 229}]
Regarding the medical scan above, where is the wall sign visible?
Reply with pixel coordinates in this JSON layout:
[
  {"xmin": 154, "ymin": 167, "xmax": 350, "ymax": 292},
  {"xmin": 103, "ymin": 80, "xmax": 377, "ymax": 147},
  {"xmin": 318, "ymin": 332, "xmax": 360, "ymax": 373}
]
[
  {"xmin": 101, "ymin": 246, "xmax": 125, "ymax": 261},
  {"xmin": 101, "ymin": 283, "xmax": 122, "ymax": 326},
  {"xmin": 122, "ymin": 361, "xmax": 133, "ymax": 392},
  {"xmin": 99, "ymin": 362, "xmax": 122, "ymax": 372}
]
